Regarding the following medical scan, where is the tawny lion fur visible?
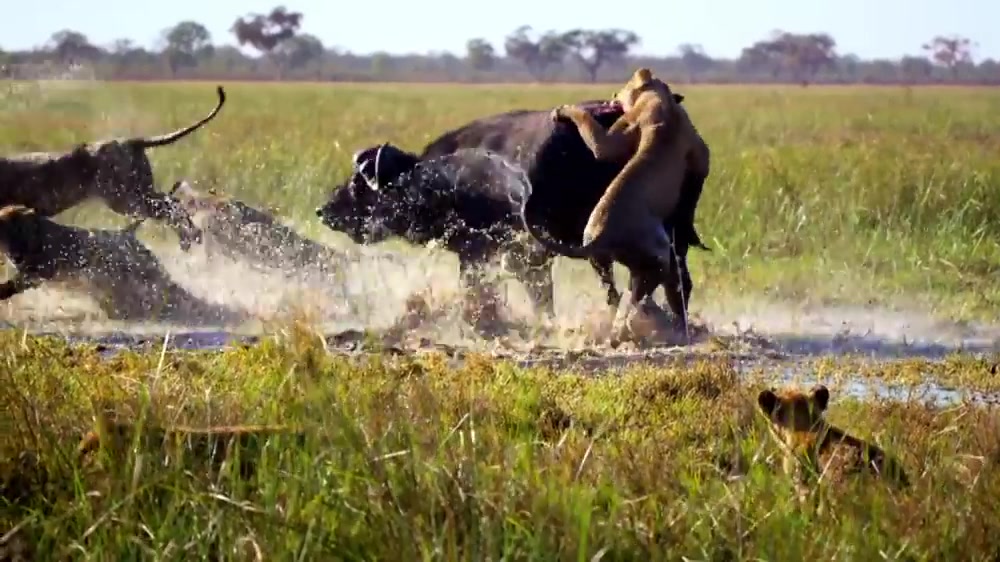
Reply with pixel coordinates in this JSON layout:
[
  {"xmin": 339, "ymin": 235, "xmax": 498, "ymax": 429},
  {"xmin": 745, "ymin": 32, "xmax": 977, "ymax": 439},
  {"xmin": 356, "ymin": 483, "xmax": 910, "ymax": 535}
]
[
  {"xmin": 77, "ymin": 409, "xmax": 307, "ymax": 480},
  {"xmin": 169, "ymin": 180, "xmax": 345, "ymax": 275},
  {"xmin": 524, "ymin": 67, "xmax": 705, "ymax": 264},
  {"xmin": 0, "ymin": 85, "xmax": 227, "ymax": 250},
  {"xmin": 0, "ymin": 204, "xmax": 247, "ymax": 324},
  {"xmin": 757, "ymin": 384, "xmax": 910, "ymax": 488}
]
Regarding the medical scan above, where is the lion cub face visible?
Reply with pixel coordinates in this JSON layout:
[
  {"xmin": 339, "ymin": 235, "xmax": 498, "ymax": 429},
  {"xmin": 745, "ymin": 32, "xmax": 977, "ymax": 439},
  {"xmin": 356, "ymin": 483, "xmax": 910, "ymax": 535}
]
[{"xmin": 758, "ymin": 384, "xmax": 830, "ymax": 436}]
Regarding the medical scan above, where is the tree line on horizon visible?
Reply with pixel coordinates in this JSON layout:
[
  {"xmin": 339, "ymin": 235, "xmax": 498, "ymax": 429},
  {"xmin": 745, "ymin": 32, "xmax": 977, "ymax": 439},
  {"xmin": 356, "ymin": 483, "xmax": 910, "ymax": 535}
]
[{"xmin": 0, "ymin": 6, "xmax": 994, "ymax": 85}]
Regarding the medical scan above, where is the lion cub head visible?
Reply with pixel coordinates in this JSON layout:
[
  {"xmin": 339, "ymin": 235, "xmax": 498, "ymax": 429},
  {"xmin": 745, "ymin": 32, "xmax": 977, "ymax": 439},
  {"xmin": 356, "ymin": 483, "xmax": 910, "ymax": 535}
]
[
  {"xmin": 757, "ymin": 384, "xmax": 909, "ymax": 489},
  {"xmin": 758, "ymin": 384, "xmax": 830, "ymax": 438}
]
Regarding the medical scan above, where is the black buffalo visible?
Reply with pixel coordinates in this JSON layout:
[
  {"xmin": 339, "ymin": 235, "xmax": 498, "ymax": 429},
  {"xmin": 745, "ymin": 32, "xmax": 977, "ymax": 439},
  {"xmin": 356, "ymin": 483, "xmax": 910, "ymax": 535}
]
[{"xmin": 316, "ymin": 98, "xmax": 710, "ymax": 324}]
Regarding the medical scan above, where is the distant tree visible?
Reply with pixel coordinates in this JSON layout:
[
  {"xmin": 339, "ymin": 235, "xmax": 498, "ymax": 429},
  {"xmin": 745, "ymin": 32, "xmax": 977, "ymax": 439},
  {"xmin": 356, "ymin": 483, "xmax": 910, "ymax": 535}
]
[
  {"xmin": 109, "ymin": 38, "xmax": 138, "ymax": 73},
  {"xmin": 864, "ymin": 59, "xmax": 900, "ymax": 83},
  {"xmin": 437, "ymin": 52, "xmax": 463, "ymax": 79},
  {"xmin": 900, "ymin": 55, "xmax": 934, "ymax": 83},
  {"xmin": 204, "ymin": 45, "xmax": 251, "ymax": 74},
  {"xmin": 370, "ymin": 52, "xmax": 392, "ymax": 78},
  {"xmin": 562, "ymin": 29, "xmax": 640, "ymax": 82},
  {"xmin": 922, "ymin": 35, "xmax": 975, "ymax": 79},
  {"xmin": 47, "ymin": 30, "xmax": 102, "ymax": 63},
  {"xmin": 276, "ymin": 33, "xmax": 324, "ymax": 71},
  {"xmin": 504, "ymin": 25, "xmax": 568, "ymax": 81},
  {"xmin": 110, "ymin": 38, "xmax": 137, "ymax": 56},
  {"xmin": 836, "ymin": 54, "xmax": 862, "ymax": 81},
  {"xmin": 978, "ymin": 59, "xmax": 1000, "ymax": 85},
  {"xmin": 162, "ymin": 21, "xmax": 213, "ymax": 75},
  {"xmin": 465, "ymin": 38, "xmax": 496, "ymax": 71},
  {"xmin": 231, "ymin": 6, "xmax": 303, "ymax": 78},
  {"xmin": 536, "ymin": 30, "xmax": 570, "ymax": 78},
  {"xmin": 504, "ymin": 26, "xmax": 542, "ymax": 79},
  {"xmin": 741, "ymin": 30, "xmax": 836, "ymax": 85},
  {"xmin": 738, "ymin": 41, "xmax": 783, "ymax": 79},
  {"xmin": 677, "ymin": 43, "xmax": 713, "ymax": 82}
]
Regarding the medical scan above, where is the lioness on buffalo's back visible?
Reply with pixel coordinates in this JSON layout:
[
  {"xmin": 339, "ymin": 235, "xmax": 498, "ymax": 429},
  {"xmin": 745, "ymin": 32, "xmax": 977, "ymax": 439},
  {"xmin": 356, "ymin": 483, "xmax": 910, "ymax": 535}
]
[
  {"xmin": 0, "ymin": 85, "xmax": 227, "ymax": 251},
  {"xmin": 521, "ymin": 68, "xmax": 710, "ymax": 340},
  {"xmin": 317, "ymin": 87, "xmax": 711, "ymax": 337}
]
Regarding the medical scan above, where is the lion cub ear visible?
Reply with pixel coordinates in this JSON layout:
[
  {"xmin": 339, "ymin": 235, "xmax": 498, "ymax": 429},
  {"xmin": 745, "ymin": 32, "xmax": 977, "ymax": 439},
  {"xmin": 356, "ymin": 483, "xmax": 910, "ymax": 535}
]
[
  {"xmin": 632, "ymin": 67, "xmax": 654, "ymax": 85},
  {"xmin": 810, "ymin": 385, "xmax": 831, "ymax": 411},
  {"xmin": 757, "ymin": 388, "xmax": 779, "ymax": 415}
]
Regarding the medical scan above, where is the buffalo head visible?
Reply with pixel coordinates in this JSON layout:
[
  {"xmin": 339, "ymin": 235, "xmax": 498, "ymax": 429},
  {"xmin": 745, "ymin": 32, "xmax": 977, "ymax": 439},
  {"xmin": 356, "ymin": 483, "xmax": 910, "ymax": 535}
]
[{"xmin": 315, "ymin": 143, "xmax": 425, "ymax": 244}]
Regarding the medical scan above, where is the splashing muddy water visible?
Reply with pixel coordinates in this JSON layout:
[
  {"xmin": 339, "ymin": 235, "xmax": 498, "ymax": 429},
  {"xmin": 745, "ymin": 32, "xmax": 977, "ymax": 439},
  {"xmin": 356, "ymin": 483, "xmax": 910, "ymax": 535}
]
[{"xmin": 1, "ymin": 224, "xmax": 997, "ymax": 408}]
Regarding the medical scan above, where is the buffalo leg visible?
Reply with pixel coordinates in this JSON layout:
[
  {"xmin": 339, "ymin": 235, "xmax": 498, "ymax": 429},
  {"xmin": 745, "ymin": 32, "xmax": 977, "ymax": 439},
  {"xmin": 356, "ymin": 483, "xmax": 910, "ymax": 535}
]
[
  {"xmin": 659, "ymin": 252, "xmax": 692, "ymax": 335},
  {"xmin": 458, "ymin": 259, "xmax": 485, "ymax": 294},
  {"xmin": 519, "ymin": 264, "xmax": 555, "ymax": 318},
  {"xmin": 590, "ymin": 257, "xmax": 621, "ymax": 308},
  {"xmin": 502, "ymin": 244, "xmax": 556, "ymax": 318},
  {"xmin": 458, "ymin": 259, "xmax": 497, "ymax": 325}
]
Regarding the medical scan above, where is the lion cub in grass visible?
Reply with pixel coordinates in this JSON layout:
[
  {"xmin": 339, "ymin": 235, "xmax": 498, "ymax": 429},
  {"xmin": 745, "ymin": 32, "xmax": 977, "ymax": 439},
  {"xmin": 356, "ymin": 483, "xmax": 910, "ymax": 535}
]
[
  {"xmin": 757, "ymin": 384, "xmax": 910, "ymax": 490},
  {"xmin": 77, "ymin": 409, "xmax": 308, "ymax": 480}
]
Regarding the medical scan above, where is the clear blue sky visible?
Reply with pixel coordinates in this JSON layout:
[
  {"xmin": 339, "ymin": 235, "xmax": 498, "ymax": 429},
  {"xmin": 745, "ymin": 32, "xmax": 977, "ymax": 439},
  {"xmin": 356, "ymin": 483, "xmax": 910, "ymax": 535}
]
[{"xmin": 2, "ymin": 0, "xmax": 996, "ymax": 61}]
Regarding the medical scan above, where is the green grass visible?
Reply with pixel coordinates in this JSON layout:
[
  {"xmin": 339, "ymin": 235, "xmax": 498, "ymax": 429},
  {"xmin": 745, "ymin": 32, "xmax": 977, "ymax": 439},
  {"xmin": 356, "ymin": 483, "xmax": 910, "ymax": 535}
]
[
  {"xmin": 2, "ymin": 330, "xmax": 1000, "ymax": 560},
  {"xmin": 1, "ymin": 80, "xmax": 999, "ymax": 322}
]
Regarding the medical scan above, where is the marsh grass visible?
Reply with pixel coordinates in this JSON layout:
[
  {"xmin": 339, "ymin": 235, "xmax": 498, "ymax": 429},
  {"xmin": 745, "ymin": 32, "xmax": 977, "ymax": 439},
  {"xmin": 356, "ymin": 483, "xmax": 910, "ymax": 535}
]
[
  {"xmin": 0, "ymin": 330, "xmax": 999, "ymax": 559},
  {"xmin": 1, "ymin": 81, "xmax": 998, "ymax": 322}
]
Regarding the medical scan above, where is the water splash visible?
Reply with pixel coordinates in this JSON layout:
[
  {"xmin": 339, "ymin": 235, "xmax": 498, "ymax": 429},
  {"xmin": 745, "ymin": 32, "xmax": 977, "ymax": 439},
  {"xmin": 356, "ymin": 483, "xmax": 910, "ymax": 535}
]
[{"xmin": 420, "ymin": 147, "xmax": 535, "ymax": 212}]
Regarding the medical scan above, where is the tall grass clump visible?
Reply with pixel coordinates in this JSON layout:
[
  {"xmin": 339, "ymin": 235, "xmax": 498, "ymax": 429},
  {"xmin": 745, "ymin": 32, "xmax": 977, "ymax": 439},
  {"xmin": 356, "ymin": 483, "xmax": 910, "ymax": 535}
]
[{"xmin": 0, "ymin": 331, "xmax": 999, "ymax": 559}]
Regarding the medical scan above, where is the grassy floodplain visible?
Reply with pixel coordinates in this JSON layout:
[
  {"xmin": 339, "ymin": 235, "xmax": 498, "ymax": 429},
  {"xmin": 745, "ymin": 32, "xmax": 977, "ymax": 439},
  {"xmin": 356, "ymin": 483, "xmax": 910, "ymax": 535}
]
[
  {"xmin": 2, "ymin": 80, "xmax": 999, "ymax": 321},
  {"xmin": 1, "ymin": 80, "xmax": 1000, "ymax": 559}
]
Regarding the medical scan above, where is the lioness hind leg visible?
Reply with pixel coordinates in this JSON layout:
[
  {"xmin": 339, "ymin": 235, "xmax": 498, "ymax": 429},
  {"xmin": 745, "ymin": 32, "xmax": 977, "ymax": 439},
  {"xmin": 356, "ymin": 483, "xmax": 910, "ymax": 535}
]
[
  {"xmin": 628, "ymin": 267, "xmax": 661, "ymax": 309},
  {"xmin": 609, "ymin": 267, "xmax": 659, "ymax": 347}
]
